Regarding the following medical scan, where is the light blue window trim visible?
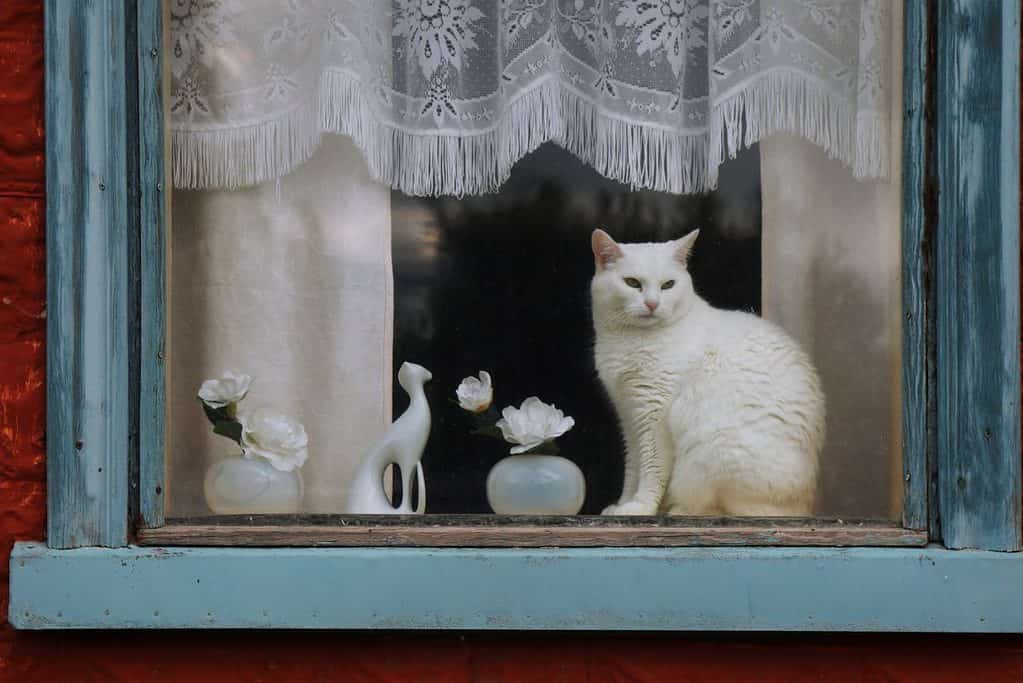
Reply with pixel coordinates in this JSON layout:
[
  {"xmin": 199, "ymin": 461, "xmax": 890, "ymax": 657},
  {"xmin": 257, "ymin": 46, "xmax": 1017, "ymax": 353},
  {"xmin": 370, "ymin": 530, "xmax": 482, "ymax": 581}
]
[
  {"xmin": 934, "ymin": 0, "xmax": 1022, "ymax": 550},
  {"xmin": 135, "ymin": 0, "xmax": 168, "ymax": 531},
  {"xmin": 44, "ymin": 0, "xmax": 131, "ymax": 550},
  {"xmin": 14, "ymin": 0, "xmax": 1021, "ymax": 631},
  {"xmin": 10, "ymin": 544, "xmax": 1023, "ymax": 631},
  {"xmin": 899, "ymin": 0, "xmax": 933, "ymax": 534}
]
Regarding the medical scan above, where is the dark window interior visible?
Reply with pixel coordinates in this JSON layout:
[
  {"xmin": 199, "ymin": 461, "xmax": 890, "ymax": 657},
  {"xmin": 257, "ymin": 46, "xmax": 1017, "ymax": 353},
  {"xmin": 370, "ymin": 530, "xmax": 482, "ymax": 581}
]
[{"xmin": 392, "ymin": 142, "xmax": 762, "ymax": 513}]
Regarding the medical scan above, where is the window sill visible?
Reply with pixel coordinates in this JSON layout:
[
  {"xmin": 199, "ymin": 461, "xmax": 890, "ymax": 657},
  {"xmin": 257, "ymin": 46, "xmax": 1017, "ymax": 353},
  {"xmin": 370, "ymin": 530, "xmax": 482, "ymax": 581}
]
[
  {"xmin": 139, "ymin": 515, "xmax": 926, "ymax": 547},
  {"xmin": 9, "ymin": 541, "xmax": 1023, "ymax": 631}
]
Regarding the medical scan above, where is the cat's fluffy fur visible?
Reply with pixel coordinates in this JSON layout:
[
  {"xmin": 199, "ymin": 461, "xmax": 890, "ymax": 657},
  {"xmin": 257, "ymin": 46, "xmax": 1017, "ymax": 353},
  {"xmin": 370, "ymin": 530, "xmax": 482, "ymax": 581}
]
[{"xmin": 591, "ymin": 229, "xmax": 824, "ymax": 516}]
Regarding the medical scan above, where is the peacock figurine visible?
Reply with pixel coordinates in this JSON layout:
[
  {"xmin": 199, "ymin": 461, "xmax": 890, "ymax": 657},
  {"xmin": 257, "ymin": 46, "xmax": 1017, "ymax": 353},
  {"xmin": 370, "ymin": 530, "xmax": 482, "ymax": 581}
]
[{"xmin": 344, "ymin": 362, "xmax": 431, "ymax": 514}]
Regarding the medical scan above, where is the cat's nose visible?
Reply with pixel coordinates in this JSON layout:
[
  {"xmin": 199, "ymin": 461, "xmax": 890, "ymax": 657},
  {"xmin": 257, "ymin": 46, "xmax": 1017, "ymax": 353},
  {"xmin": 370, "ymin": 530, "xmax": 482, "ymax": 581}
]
[{"xmin": 645, "ymin": 299, "xmax": 659, "ymax": 312}]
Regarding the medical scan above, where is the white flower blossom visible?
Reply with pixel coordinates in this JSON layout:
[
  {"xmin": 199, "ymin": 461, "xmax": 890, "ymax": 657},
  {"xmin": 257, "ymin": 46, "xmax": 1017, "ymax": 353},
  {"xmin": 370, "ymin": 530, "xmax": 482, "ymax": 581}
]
[
  {"xmin": 496, "ymin": 397, "xmax": 575, "ymax": 454},
  {"xmin": 456, "ymin": 371, "xmax": 493, "ymax": 413},
  {"xmin": 198, "ymin": 370, "xmax": 252, "ymax": 408},
  {"xmin": 239, "ymin": 406, "xmax": 309, "ymax": 472}
]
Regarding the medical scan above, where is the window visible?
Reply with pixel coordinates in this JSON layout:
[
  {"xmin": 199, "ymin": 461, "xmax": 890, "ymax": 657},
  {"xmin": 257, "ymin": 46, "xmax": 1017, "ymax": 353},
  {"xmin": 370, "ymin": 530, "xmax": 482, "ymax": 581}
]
[
  {"xmin": 12, "ymin": 0, "xmax": 1022, "ymax": 631},
  {"xmin": 163, "ymin": 0, "xmax": 905, "ymax": 527}
]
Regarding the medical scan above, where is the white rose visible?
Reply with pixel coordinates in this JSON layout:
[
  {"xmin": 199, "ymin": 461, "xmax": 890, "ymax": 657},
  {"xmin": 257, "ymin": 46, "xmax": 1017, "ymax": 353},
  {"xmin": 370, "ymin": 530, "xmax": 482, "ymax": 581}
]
[
  {"xmin": 198, "ymin": 371, "xmax": 253, "ymax": 409},
  {"xmin": 456, "ymin": 371, "xmax": 493, "ymax": 413},
  {"xmin": 496, "ymin": 397, "xmax": 575, "ymax": 454},
  {"xmin": 239, "ymin": 406, "xmax": 309, "ymax": 472}
]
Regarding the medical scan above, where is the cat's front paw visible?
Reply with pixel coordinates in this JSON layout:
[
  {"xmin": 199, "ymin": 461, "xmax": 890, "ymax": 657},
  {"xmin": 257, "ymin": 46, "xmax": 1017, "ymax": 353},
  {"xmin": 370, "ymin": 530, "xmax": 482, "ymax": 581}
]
[{"xmin": 602, "ymin": 500, "xmax": 658, "ymax": 516}]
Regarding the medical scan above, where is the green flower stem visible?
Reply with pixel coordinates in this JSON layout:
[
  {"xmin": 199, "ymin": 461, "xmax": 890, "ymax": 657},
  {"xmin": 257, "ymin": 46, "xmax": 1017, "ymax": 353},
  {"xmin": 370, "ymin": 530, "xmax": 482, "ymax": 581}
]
[{"xmin": 200, "ymin": 399, "xmax": 243, "ymax": 447}]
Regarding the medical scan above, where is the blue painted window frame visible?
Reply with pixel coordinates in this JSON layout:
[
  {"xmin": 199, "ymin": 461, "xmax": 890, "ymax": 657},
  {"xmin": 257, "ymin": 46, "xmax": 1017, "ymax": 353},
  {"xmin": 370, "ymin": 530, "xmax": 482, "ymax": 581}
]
[{"xmin": 11, "ymin": 0, "xmax": 1023, "ymax": 631}]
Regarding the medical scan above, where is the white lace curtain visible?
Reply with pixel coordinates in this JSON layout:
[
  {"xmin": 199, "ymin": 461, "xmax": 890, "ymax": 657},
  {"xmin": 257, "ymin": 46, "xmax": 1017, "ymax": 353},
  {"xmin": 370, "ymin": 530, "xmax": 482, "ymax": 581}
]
[{"xmin": 170, "ymin": 0, "xmax": 891, "ymax": 196}]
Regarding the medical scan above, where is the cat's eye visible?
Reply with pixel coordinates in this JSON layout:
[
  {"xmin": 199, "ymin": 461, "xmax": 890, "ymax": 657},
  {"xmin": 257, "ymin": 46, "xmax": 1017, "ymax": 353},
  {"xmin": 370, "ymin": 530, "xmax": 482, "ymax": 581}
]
[
  {"xmin": 623, "ymin": 277, "xmax": 642, "ymax": 289},
  {"xmin": 661, "ymin": 280, "xmax": 676, "ymax": 290}
]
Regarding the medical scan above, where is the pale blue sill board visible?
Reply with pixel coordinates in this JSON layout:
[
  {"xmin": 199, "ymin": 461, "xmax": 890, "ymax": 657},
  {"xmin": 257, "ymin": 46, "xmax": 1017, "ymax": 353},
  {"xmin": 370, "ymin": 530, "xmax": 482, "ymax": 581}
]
[{"xmin": 8, "ymin": 542, "xmax": 1023, "ymax": 631}]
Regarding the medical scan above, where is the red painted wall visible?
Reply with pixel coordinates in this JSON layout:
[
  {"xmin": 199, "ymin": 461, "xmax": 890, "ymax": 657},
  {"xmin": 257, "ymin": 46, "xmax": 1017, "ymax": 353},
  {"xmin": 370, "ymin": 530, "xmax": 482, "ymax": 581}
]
[{"xmin": 1, "ymin": 2, "xmax": 1022, "ymax": 680}]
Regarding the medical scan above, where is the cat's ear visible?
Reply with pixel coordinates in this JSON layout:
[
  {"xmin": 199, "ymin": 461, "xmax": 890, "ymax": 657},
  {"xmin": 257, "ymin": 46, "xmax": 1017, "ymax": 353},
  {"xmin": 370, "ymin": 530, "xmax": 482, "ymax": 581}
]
[
  {"xmin": 592, "ymin": 228, "xmax": 624, "ymax": 270},
  {"xmin": 673, "ymin": 229, "xmax": 700, "ymax": 265}
]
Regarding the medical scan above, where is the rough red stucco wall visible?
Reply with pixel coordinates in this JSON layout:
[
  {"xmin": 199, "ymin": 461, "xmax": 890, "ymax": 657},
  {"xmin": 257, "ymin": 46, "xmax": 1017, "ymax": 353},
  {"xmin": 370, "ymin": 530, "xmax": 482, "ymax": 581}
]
[{"xmin": 1, "ymin": 2, "xmax": 1022, "ymax": 680}]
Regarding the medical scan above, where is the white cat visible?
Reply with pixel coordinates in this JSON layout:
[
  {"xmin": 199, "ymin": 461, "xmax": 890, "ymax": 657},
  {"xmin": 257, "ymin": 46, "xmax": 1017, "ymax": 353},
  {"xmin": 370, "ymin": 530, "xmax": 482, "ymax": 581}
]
[{"xmin": 591, "ymin": 229, "xmax": 824, "ymax": 516}]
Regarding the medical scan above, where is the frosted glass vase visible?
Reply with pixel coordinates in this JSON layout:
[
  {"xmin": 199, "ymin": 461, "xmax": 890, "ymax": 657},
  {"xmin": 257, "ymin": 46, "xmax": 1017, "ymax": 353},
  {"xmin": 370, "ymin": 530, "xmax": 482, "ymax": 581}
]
[
  {"xmin": 204, "ymin": 455, "xmax": 304, "ymax": 514},
  {"xmin": 486, "ymin": 454, "xmax": 585, "ymax": 515}
]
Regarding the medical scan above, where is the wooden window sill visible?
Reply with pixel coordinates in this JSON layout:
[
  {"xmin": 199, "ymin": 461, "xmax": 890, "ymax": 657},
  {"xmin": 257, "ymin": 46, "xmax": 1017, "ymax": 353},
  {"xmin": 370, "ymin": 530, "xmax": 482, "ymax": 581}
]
[{"xmin": 138, "ymin": 515, "xmax": 927, "ymax": 547}]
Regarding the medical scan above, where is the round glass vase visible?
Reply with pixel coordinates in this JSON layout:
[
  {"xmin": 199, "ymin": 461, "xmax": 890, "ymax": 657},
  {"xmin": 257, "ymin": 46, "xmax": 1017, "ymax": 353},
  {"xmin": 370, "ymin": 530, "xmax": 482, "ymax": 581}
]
[
  {"xmin": 203, "ymin": 454, "xmax": 304, "ymax": 514},
  {"xmin": 486, "ymin": 453, "xmax": 585, "ymax": 515}
]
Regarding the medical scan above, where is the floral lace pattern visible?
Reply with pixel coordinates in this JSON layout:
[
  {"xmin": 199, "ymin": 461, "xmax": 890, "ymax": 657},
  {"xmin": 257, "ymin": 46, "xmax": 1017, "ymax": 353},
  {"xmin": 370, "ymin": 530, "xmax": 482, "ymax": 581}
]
[
  {"xmin": 615, "ymin": 1, "xmax": 709, "ymax": 78},
  {"xmin": 394, "ymin": 0, "xmax": 486, "ymax": 76},
  {"xmin": 170, "ymin": 0, "xmax": 891, "ymax": 195},
  {"xmin": 168, "ymin": 0, "xmax": 240, "ymax": 78}
]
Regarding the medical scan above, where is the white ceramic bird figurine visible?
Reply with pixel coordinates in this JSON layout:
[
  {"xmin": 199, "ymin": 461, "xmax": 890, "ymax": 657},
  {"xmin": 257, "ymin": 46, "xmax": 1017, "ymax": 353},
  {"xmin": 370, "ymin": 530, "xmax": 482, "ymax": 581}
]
[{"xmin": 344, "ymin": 362, "xmax": 431, "ymax": 514}]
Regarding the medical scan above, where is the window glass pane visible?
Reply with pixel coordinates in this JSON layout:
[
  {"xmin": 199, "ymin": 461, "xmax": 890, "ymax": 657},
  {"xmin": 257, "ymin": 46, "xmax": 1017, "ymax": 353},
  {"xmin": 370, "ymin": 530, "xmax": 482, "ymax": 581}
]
[{"xmin": 164, "ymin": 0, "xmax": 904, "ymax": 522}]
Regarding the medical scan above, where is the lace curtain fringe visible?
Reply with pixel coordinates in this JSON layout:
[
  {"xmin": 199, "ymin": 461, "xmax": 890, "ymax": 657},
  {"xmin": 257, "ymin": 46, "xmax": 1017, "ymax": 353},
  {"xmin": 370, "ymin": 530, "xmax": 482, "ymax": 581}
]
[
  {"xmin": 172, "ymin": 69, "xmax": 887, "ymax": 197},
  {"xmin": 711, "ymin": 70, "xmax": 889, "ymax": 186},
  {"xmin": 169, "ymin": 1, "xmax": 890, "ymax": 197}
]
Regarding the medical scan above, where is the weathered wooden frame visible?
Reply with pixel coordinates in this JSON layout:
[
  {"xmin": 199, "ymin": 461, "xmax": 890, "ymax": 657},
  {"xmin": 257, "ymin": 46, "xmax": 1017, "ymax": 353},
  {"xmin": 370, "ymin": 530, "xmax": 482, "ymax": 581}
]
[
  {"xmin": 11, "ymin": 0, "xmax": 1022, "ymax": 630},
  {"xmin": 138, "ymin": 515, "xmax": 927, "ymax": 547}
]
